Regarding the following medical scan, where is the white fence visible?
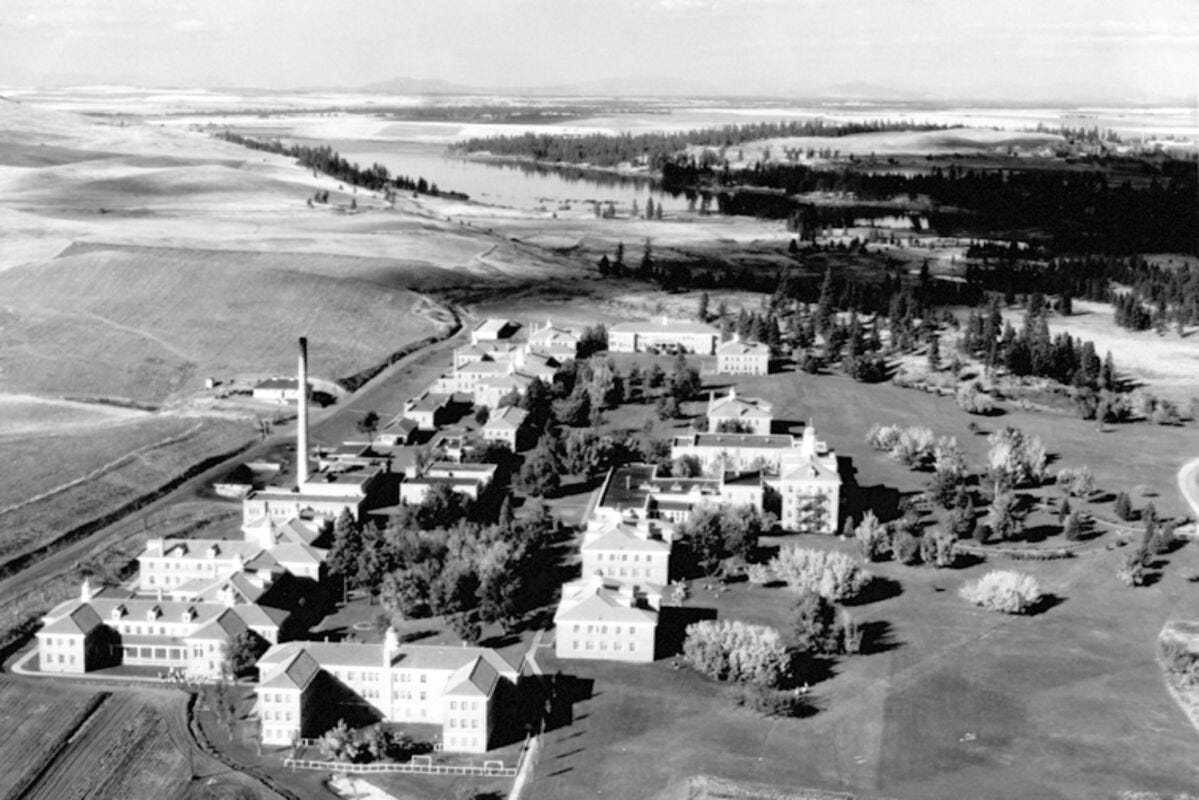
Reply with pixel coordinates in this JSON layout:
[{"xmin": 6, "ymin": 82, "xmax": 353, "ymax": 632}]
[{"xmin": 283, "ymin": 757, "xmax": 515, "ymax": 777}]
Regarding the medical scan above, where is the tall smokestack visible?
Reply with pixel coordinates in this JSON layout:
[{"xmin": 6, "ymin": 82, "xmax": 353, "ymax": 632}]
[{"xmin": 296, "ymin": 337, "xmax": 310, "ymax": 487}]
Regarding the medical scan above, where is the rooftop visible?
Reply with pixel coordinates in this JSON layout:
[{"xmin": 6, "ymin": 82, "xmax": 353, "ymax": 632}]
[
  {"xmin": 473, "ymin": 318, "xmax": 518, "ymax": 341},
  {"xmin": 609, "ymin": 318, "xmax": 719, "ymax": 336},
  {"xmin": 554, "ymin": 579, "xmax": 659, "ymax": 624},
  {"xmin": 679, "ymin": 433, "xmax": 797, "ymax": 449},
  {"xmin": 716, "ymin": 339, "xmax": 771, "ymax": 356}
]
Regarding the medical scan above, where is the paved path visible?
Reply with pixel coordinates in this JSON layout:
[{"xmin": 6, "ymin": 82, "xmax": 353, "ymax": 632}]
[
  {"xmin": 508, "ymin": 629, "xmax": 548, "ymax": 800},
  {"xmin": 1177, "ymin": 457, "xmax": 1199, "ymax": 530}
]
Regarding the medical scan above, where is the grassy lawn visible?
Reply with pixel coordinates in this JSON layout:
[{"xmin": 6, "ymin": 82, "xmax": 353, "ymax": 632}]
[{"xmin": 529, "ymin": 536, "xmax": 1199, "ymax": 800}]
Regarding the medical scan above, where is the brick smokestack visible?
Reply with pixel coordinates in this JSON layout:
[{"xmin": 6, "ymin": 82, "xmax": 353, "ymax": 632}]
[{"xmin": 296, "ymin": 337, "xmax": 309, "ymax": 487}]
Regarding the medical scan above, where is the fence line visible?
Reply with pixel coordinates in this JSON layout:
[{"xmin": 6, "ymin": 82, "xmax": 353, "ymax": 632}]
[{"xmin": 283, "ymin": 758, "xmax": 515, "ymax": 777}]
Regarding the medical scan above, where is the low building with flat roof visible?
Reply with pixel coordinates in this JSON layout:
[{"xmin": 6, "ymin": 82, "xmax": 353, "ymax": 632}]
[
  {"xmin": 252, "ymin": 378, "xmax": 311, "ymax": 403},
  {"xmin": 470, "ymin": 318, "xmax": 519, "ymax": 345},
  {"xmin": 254, "ymin": 631, "xmax": 523, "ymax": 752},
  {"xmin": 608, "ymin": 317, "xmax": 719, "ymax": 355}
]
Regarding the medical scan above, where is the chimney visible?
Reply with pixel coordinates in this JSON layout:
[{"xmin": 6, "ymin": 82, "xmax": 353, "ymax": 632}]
[
  {"xmin": 297, "ymin": 337, "xmax": 310, "ymax": 487},
  {"xmin": 80, "ymin": 577, "xmax": 93, "ymax": 602}
]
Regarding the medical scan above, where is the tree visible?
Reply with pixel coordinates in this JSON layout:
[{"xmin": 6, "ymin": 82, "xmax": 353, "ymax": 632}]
[
  {"xmin": 697, "ymin": 291, "xmax": 710, "ymax": 322},
  {"xmin": 854, "ymin": 511, "xmax": 890, "ymax": 562},
  {"xmin": 655, "ymin": 394, "xmax": 680, "ymax": 421},
  {"xmin": 328, "ymin": 510, "xmax": 363, "ymax": 589},
  {"xmin": 790, "ymin": 590, "xmax": 839, "ymax": 654},
  {"xmin": 518, "ymin": 432, "xmax": 563, "ymax": 497},
  {"xmin": 223, "ymin": 630, "xmax": 268, "ymax": 678},
  {"xmin": 597, "ymin": 254, "xmax": 610, "ymax": 277},
  {"xmin": 448, "ymin": 611, "xmax": 482, "ymax": 644},
  {"xmin": 356, "ymin": 410, "xmax": 380, "ymax": 438},
  {"xmin": 1063, "ymin": 510, "xmax": 1084, "ymax": 541},
  {"xmin": 986, "ymin": 491, "xmax": 1026, "ymax": 542},
  {"xmin": 1113, "ymin": 491, "xmax": 1134, "ymax": 521}
]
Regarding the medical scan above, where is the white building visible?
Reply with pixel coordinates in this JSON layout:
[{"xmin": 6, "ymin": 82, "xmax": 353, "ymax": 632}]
[
  {"xmin": 608, "ymin": 317, "xmax": 720, "ymax": 355},
  {"xmin": 252, "ymin": 378, "xmax": 310, "ymax": 403},
  {"xmin": 399, "ymin": 462, "xmax": 496, "ymax": 505},
  {"xmin": 715, "ymin": 337, "xmax": 770, "ymax": 375},
  {"xmin": 480, "ymin": 405, "xmax": 529, "ymax": 450},
  {"xmin": 580, "ymin": 508, "xmax": 673, "ymax": 585},
  {"xmin": 706, "ymin": 389, "xmax": 773, "ymax": 435},
  {"xmin": 255, "ymin": 633, "xmax": 523, "ymax": 753},
  {"xmin": 553, "ymin": 576, "xmax": 661, "ymax": 664},
  {"xmin": 526, "ymin": 319, "xmax": 579, "ymax": 361},
  {"xmin": 38, "ymin": 580, "xmax": 288, "ymax": 678},
  {"xmin": 470, "ymin": 318, "xmax": 518, "ymax": 345},
  {"xmin": 242, "ymin": 464, "xmax": 383, "ymax": 526}
]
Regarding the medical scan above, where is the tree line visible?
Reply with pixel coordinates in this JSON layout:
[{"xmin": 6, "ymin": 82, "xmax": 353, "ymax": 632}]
[
  {"xmin": 214, "ymin": 131, "xmax": 468, "ymax": 200},
  {"xmin": 453, "ymin": 119, "xmax": 957, "ymax": 170}
]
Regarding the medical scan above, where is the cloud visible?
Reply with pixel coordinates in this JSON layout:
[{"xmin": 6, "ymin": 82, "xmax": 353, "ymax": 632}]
[{"xmin": 170, "ymin": 19, "xmax": 207, "ymax": 32}]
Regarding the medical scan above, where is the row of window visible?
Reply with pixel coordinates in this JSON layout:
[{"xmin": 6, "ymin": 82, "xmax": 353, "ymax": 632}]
[
  {"xmin": 331, "ymin": 670, "xmax": 429, "ymax": 684},
  {"xmin": 445, "ymin": 735, "xmax": 482, "ymax": 750},
  {"xmin": 596, "ymin": 566, "xmax": 657, "ymax": 579},
  {"xmin": 448, "ymin": 700, "xmax": 480, "ymax": 711},
  {"xmin": 571, "ymin": 624, "xmax": 644, "ymax": 635},
  {"xmin": 570, "ymin": 640, "xmax": 636, "ymax": 652},
  {"xmin": 592, "ymin": 552, "xmax": 660, "ymax": 563},
  {"xmin": 262, "ymin": 710, "xmax": 294, "ymax": 722},
  {"xmin": 447, "ymin": 717, "xmax": 480, "ymax": 729}
]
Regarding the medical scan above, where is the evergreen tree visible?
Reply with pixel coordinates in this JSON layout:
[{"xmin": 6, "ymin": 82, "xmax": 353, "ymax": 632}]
[
  {"xmin": 697, "ymin": 291, "xmax": 710, "ymax": 322},
  {"xmin": 597, "ymin": 254, "xmax": 610, "ymax": 277},
  {"xmin": 518, "ymin": 432, "xmax": 563, "ymax": 497},
  {"xmin": 328, "ymin": 509, "xmax": 363, "ymax": 584}
]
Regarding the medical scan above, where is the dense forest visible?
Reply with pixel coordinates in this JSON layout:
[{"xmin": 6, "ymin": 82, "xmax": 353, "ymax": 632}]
[
  {"xmin": 690, "ymin": 160, "xmax": 1198, "ymax": 255},
  {"xmin": 214, "ymin": 131, "xmax": 468, "ymax": 200},
  {"xmin": 454, "ymin": 119, "xmax": 956, "ymax": 169}
]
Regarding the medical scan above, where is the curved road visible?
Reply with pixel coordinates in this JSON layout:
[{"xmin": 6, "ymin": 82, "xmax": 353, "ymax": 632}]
[{"xmin": 1177, "ymin": 457, "xmax": 1199, "ymax": 526}]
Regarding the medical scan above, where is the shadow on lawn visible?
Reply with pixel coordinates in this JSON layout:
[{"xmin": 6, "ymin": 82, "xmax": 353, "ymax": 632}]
[
  {"xmin": 842, "ymin": 575, "xmax": 903, "ymax": 607},
  {"xmin": 859, "ymin": 620, "xmax": 901, "ymax": 655},
  {"xmin": 542, "ymin": 673, "xmax": 596, "ymax": 734},
  {"xmin": 657, "ymin": 605, "xmax": 719, "ymax": 658},
  {"xmin": 1026, "ymin": 592, "xmax": 1065, "ymax": 616}
]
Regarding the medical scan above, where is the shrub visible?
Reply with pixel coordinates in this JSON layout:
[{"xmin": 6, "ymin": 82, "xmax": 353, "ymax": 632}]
[
  {"xmin": 854, "ymin": 511, "xmax": 890, "ymax": 562},
  {"xmin": 731, "ymin": 684, "xmax": 810, "ymax": 717},
  {"xmin": 1117, "ymin": 551, "xmax": 1146, "ymax": 587},
  {"xmin": 985, "ymin": 491, "xmax": 1026, "ymax": 542},
  {"xmin": 890, "ymin": 427, "xmax": 937, "ymax": 469},
  {"xmin": 960, "ymin": 570, "xmax": 1043, "ymax": 614},
  {"xmin": 319, "ymin": 720, "xmax": 367, "ymax": 762},
  {"xmin": 956, "ymin": 382, "xmax": 996, "ymax": 415},
  {"xmin": 770, "ymin": 546, "xmax": 872, "ymax": 602},
  {"xmin": 893, "ymin": 528, "xmax": 922, "ymax": 565},
  {"xmin": 866, "ymin": 424, "xmax": 903, "ymax": 452},
  {"xmin": 682, "ymin": 620, "xmax": 789, "ymax": 687},
  {"xmin": 1055, "ymin": 466, "xmax": 1095, "ymax": 498},
  {"xmin": 1063, "ymin": 510, "xmax": 1085, "ymax": 541},
  {"xmin": 746, "ymin": 563, "xmax": 773, "ymax": 585},
  {"xmin": 1148, "ymin": 520, "xmax": 1178, "ymax": 555},
  {"xmin": 1160, "ymin": 639, "xmax": 1199, "ymax": 680},
  {"xmin": 930, "ymin": 528, "xmax": 958, "ymax": 568}
]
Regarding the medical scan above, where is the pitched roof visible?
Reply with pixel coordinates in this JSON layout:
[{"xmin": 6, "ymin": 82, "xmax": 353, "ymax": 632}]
[
  {"xmin": 40, "ymin": 603, "xmax": 104, "ymax": 636},
  {"xmin": 554, "ymin": 580, "xmax": 659, "ymax": 624},
  {"xmin": 708, "ymin": 395, "xmax": 773, "ymax": 419},
  {"xmin": 777, "ymin": 457, "xmax": 841, "ymax": 483},
  {"xmin": 581, "ymin": 523, "xmax": 672, "ymax": 554},
  {"xmin": 188, "ymin": 608, "xmax": 251, "ymax": 641},
  {"xmin": 484, "ymin": 406, "xmax": 528, "ymax": 431},
  {"xmin": 259, "ymin": 649, "xmax": 322, "ymax": 691},
  {"xmin": 716, "ymin": 339, "xmax": 770, "ymax": 356},
  {"xmin": 443, "ymin": 656, "xmax": 501, "ymax": 697},
  {"xmin": 684, "ymin": 433, "xmax": 796, "ymax": 449},
  {"xmin": 255, "ymin": 378, "xmax": 305, "ymax": 391}
]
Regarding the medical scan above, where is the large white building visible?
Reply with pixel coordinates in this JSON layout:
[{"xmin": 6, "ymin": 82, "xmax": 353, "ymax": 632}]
[
  {"xmin": 480, "ymin": 405, "xmax": 529, "ymax": 450},
  {"xmin": 399, "ymin": 461, "xmax": 497, "ymax": 506},
  {"xmin": 608, "ymin": 317, "xmax": 720, "ymax": 355},
  {"xmin": 580, "ymin": 508, "xmax": 673, "ymax": 585},
  {"xmin": 242, "ymin": 464, "xmax": 383, "ymax": 526},
  {"xmin": 672, "ymin": 423, "xmax": 842, "ymax": 534},
  {"xmin": 38, "ymin": 580, "xmax": 289, "ymax": 678},
  {"xmin": 715, "ymin": 338, "xmax": 770, "ymax": 375},
  {"xmin": 255, "ymin": 632, "xmax": 523, "ymax": 753},
  {"xmin": 706, "ymin": 389, "xmax": 773, "ymax": 435},
  {"xmin": 553, "ymin": 577, "xmax": 661, "ymax": 664}
]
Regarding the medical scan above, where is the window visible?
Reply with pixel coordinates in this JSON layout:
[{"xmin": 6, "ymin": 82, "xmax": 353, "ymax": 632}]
[{"xmin": 450, "ymin": 701, "xmax": 457, "ymax": 710}]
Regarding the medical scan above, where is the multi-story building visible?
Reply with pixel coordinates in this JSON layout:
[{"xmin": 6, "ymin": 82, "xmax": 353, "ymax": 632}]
[
  {"xmin": 254, "ymin": 632, "xmax": 523, "ymax": 753},
  {"xmin": 608, "ymin": 317, "xmax": 720, "ymax": 355},
  {"xmin": 480, "ymin": 405, "xmax": 529, "ymax": 450},
  {"xmin": 403, "ymin": 391, "xmax": 451, "ymax": 431},
  {"xmin": 671, "ymin": 423, "xmax": 842, "ymax": 534},
  {"xmin": 37, "ymin": 580, "xmax": 289, "ymax": 678},
  {"xmin": 706, "ymin": 389, "xmax": 773, "ymax": 435},
  {"xmin": 597, "ymin": 464, "xmax": 765, "ymax": 525},
  {"xmin": 553, "ymin": 576, "xmax": 661, "ymax": 664},
  {"xmin": 526, "ymin": 319, "xmax": 579, "ymax": 361},
  {"xmin": 715, "ymin": 337, "xmax": 770, "ymax": 375},
  {"xmin": 580, "ymin": 508, "xmax": 673, "ymax": 584}
]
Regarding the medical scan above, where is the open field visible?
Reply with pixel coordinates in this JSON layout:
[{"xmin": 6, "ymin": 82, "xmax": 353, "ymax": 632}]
[
  {"xmin": 0, "ymin": 417, "xmax": 253, "ymax": 565},
  {"xmin": 0, "ymin": 680, "xmax": 107, "ymax": 799},
  {"xmin": 529, "ymin": 535, "xmax": 1199, "ymax": 800}
]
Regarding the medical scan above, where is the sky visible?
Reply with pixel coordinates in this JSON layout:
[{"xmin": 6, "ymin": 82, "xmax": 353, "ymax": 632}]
[{"xmin": 0, "ymin": 0, "xmax": 1196, "ymax": 102}]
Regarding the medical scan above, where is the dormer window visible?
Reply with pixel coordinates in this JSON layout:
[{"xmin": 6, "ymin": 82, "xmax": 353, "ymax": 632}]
[
  {"xmin": 207, "ymin": 544, "xmax": 220, "ymax": 558},
  {"xmin": 111, "ymin": 604, "xmax": 126, "ymax": 621},
  {"xmin": 146, "ymin": 605, "xmax": 161, "ymax": 621},
  {"xmin": 181, "ymin": 607, "xmax": 196, "ymax": 623}
]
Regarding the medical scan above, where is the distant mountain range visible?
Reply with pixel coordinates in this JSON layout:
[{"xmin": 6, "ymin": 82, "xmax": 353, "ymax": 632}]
[{"xmin": 358, "ymin": 74, "xmax": 718, "ymax": 98}]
